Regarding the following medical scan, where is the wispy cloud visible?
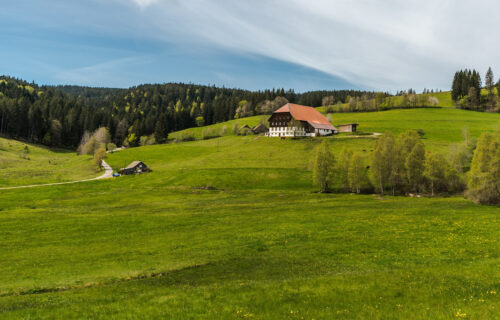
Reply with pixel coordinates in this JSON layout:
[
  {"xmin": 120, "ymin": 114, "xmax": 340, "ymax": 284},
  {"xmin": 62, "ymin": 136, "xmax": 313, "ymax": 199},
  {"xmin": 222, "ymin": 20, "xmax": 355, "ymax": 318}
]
[
  {"xmin": 128, "ymin": 0, "xmax": 500, "ymax": 90},
  {"xmin": 54, "ymin": 56, "xmax": 151, "ymax": 87},
  {"xmin": 4, "ymin": 0, "xmax": 499, "ymax": 90},
  {"xmin": 131, "ymin": 0, "xmax": 159, "ymax": 9}
]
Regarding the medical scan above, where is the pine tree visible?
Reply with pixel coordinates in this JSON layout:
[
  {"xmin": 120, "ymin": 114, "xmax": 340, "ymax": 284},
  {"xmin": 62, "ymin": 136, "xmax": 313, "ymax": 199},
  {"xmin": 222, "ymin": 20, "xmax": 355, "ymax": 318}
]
[
  {"xmin": 485, "ymin": 67, "xmax": 494, "ymax": 94},
  {"xmin": 451, "ymin": 71, "xmax": 461, "ymax": 101},
  {"xmin": 154, "ymin": 120, "xmax": 168, "ymax": 144}
]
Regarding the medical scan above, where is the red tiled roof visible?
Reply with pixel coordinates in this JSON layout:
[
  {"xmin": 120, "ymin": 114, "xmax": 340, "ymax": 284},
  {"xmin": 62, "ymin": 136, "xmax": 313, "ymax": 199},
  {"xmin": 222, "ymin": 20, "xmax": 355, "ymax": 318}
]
[{"xmin": 274, "ymin": 103, "xmax": 337, "ymax": 131}]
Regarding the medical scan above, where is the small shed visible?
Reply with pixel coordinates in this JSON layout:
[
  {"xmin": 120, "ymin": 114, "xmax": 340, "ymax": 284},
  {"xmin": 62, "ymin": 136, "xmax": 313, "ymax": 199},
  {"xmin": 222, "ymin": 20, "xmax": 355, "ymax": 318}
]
[
  {"xmin": 252, "ymin": 123, "xmax": 269, "ymax": 134},
  {"xmin": 240, "ymin": 124, "xmax": 251, "ymax": 130},
  {"xmin": 119, "ymin": 161, "xmax": 151, "ymax": 175},
  {"xmin": 337, "ymin": 123, "xmax": 359, "ymax": 133}
]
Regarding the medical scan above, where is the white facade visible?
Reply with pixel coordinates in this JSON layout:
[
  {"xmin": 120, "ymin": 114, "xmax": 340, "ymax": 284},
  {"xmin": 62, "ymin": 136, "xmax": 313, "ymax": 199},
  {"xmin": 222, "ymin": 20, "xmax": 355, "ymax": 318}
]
[{"xmin": 267, "ymin": 126, "xmax": 334, "ymax": 137}]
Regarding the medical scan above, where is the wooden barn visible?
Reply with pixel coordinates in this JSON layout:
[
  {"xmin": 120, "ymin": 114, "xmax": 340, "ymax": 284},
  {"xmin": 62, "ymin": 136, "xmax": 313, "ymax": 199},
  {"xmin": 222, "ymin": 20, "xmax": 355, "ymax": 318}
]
[
  {"xmin": 337, "ymin": 123, "xmax": 359, "ymax": 133},
  {"xmin": 252, "ymin": 123, "xmax": 269, "ymax": 134},
  {"xmin": 267, "ymin": 103, "xmax": 337, "ymax": 137},
  {"xmin": 119, "ymin": 161, "xmax": 151, "ymax": 175}
]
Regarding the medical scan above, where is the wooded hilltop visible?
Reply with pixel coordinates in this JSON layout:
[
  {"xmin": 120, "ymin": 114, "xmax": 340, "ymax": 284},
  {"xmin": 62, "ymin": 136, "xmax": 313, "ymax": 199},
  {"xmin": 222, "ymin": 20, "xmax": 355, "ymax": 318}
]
[{"xmin": 0, "ymin": 76, "xmax": 372, "ymax": 148}]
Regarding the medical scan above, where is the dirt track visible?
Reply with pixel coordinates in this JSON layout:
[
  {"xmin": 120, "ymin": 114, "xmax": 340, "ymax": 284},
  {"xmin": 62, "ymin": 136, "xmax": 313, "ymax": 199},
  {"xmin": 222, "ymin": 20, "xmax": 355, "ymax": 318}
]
[{"xmin": 0, "ymin": 160, "xmax": 113, "ymax": 190}]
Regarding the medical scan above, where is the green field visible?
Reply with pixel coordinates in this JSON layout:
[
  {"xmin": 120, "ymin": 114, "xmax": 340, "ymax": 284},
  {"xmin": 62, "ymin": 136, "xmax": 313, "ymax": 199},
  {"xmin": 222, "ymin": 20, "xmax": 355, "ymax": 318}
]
[
  {"xmin": 316, "ymin": 91, "xmax": 456, "ymax": 114},
  {"xmin": 0, "ymin": 106, "xmax": 499, "ymax": 319},
  {"xmin": 0, "ymin": 137, "xmax": 96, "ymax": 187}
]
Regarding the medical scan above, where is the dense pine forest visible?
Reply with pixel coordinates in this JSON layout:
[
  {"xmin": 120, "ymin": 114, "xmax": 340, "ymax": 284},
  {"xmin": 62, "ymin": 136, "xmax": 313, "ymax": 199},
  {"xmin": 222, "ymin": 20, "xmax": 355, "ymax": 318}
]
[
  {"xmin": 0, "ymin": 76, "xmax": 372, "ymax": 148},
  {"xmin": 452, "ymin": 67, "xmax": 500, "ymax": 111}
]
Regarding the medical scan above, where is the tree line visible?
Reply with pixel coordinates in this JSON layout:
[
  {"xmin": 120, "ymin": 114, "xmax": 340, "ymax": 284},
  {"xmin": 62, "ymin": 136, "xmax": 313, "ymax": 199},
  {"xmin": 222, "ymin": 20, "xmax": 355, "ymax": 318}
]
[
  {"xmin": 323, "ymin": 89, "xmax": 440, "ymax": 113},
  {"xmin": 452, "ymin": 67, "xmax": 500, "ymax": 111},
  {"xmin": 312, "ymin": 129, "xmax": 500, "ymax": 204},
  {"xmin": 0, "ymin": 76, "xmax": 372, "ymax": 149}
]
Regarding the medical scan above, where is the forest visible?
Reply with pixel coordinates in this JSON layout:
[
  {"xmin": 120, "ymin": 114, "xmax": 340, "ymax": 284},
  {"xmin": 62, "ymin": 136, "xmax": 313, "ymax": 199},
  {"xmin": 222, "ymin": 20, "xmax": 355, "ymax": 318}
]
[
  {"xmin": 0, "ymin": 76, "xmax": 371, "ymax": 148},
  {"xmin": 452, "ymin": 67, "xmax": 500, "ymax": 111}
]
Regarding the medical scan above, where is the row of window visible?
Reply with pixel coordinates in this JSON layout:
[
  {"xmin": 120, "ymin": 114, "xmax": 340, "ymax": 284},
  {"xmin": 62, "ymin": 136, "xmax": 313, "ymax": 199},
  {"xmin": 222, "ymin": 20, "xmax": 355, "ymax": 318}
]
[{"xmin": 270, "ymin": 127, "xmax": 306, "ymax": 132}]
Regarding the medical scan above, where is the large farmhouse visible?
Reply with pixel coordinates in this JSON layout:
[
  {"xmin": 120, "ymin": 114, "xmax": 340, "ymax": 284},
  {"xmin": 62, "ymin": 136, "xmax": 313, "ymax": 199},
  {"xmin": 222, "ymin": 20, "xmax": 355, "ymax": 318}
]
[{"xmin": 267, "ymin": 103, "xmax": 338, "ymax": 137}]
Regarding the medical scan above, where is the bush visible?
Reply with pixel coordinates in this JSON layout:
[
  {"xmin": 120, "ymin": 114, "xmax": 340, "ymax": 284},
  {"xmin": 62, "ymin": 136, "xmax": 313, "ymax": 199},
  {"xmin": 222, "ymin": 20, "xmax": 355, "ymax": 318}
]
[
  {"xmin": 174, "ymin": 131, "xmax": 195, "ymax": 143},
  {"xmin": 93, "ymin": 146, "xmax": 107, "ymax": 170},
  {"xmin": 139, "ymin": 135, "xmax": 156, "ymax": 146},
  {"xmin": 232, "ymin": 123, "xmax": 240, "ymax": 136},
  {"xmin": 220, "ymin": 125, "xmax": 228, "ymax": 136},
  {"xmin": 240, "ymin": 128, "xmax": 253, "ymax": 136},
  {"xmin": 202, "ymin": 128, "xmax": 220, "ymax": 140},
  {"xmin": 106, "ymin": 143, "xmax": 117, "ymax": 152},
  {"xmin": 78, "ymin": 127, "xmax": 111, "ymax": 155}
]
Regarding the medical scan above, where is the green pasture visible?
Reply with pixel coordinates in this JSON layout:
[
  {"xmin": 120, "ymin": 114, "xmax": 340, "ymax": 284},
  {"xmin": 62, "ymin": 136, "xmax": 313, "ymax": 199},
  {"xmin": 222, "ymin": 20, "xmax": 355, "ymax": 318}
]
[
  {"xmin": 0, "ymin": 137, "xmax": 96, "ymax": 187},
  {"xmin": 1, "ymin": 105, "xmax": 500, "ymax": 319}
]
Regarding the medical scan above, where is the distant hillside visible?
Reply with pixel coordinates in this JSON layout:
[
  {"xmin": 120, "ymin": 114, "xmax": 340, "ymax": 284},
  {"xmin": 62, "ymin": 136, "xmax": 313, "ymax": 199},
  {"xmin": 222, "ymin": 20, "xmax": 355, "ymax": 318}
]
[
  {"xmin": 52, "ymin": 85, "xmax": 126, "ymax": 99},
  {"xmin": 317, "ymin": 91, "xmax": 454, "ymax": 113},
  {"xmin": 0, "ymin": 136, "xmax": 95, "ymax": 187},
  {"xmin": 0, "ymin": 75, "xmax": 374, "ymax": 149}
]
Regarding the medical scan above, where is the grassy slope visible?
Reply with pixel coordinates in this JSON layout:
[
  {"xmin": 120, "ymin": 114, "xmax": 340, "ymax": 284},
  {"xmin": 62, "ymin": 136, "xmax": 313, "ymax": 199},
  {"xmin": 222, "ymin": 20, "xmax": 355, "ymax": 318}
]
[
  {"xmin": 317, "ymin": 91, "xmax": 455, "ymax": 113},
  {"xmin": 0, "ymin": 107, "xmax": 499, "ymax": 318},
  {"xmin": 170, "ymin": 115, "xmax": 267, "ymax": 140},
  {"xmin": 0, "ymin": 137, "xmax": 96, "ymax": 187},
  {"xmin": 171, "ymin": 107, "xmax": 500, "ymax": 153}
]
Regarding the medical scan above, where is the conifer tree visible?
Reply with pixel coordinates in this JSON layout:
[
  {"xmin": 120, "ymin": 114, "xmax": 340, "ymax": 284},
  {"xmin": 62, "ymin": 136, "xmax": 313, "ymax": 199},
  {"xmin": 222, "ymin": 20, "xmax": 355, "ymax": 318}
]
[
  {"xmin": 485, "ymin": 67, "xmax": 494, "ymax": 94},
  {"xmin": 154, "ymin": 114, "xmax": 169, "ymax": 143}
]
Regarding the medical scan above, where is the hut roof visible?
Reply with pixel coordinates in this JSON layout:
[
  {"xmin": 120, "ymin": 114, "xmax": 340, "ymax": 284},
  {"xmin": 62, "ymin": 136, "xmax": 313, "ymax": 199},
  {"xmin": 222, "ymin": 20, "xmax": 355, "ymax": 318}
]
[
  {"xmin": 252, "ymin": 123, "xmax": 268, "ymax": 130},
  {"xmin": 125, "ymin": 161, "xmax": 143, "ymax": 169}
]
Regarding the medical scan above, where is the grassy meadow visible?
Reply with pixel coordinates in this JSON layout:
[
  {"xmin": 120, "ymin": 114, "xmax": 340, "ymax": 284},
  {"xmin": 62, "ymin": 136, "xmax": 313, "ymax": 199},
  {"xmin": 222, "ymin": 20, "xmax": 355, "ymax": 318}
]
[
  {"xmin": 0, "ymin": 106, "xmax": 500, "ymax": 319},
  {"xmin": 0, "ymin": 137, "xmax": 96, "ymax": 187}
]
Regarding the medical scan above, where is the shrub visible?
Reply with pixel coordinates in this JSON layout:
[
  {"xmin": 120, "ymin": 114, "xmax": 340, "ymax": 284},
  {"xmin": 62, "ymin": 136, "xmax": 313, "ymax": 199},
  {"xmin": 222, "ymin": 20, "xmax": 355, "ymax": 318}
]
[
  {"xmin": 220, "ymin": 125, "xmax": 228, "ymax": 136},
  {"xmin": 240, "ymin": 128, "xmax": 253, "ymax": 136},
  {"xmin": 174, "ymin": 131, "xmax": 195, "ymax": 143},
  {"xmin": 202, "ymin": 128, "xmax": 220, "ymax": 140},
  {"xmin": 78, "ymin": 127, "xmax": 111, "ymax": 155},
  {"xmin": 106, "ymin": 143, "xmax": 117, "ymax": 152},
  {"xmin": 139, "ymin": 135, "xmax": 156, "ymax": 146},
  {"xmin": 93, "ymin": 146, "xmax": 107, "ymax": 170},
  {"xmin": 232, "ymin": 123, "xmax": 240, "ymax": 135}
]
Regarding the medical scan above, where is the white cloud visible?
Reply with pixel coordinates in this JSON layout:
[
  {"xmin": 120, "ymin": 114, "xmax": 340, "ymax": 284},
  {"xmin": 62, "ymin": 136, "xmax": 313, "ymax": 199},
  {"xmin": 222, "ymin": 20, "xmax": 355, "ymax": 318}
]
[
  {"xmin": 132, "ymin": 0, "xmax": 159, "ymax": 9},
  {"xmin": 128, "ymin": 0, "xmax": 500, "ymax": 90}
]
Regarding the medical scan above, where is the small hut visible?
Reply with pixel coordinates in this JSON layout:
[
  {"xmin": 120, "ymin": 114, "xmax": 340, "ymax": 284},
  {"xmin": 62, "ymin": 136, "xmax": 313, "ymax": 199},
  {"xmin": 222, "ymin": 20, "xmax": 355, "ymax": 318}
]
[
  {"xmin": 119, "ymin": 161, "xmax": 151, "ymax": 175},
  {"xmin": 337, "ymin": 123, "xmax": 359, "ymax": 133},
  {"xmin": 252, "ymin": 123, "xmax": 269, "ymax": 134}
]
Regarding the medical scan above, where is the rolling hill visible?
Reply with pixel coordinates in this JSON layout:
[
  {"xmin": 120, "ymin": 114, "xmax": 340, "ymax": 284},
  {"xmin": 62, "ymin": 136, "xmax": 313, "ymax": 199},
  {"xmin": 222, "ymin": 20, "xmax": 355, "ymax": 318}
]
[
  {"xmin": 0, "ymin": 106, "xmax": 499, "ymax": 319},
  {"xmin": 0, "ymin": 137, "xmax": 96, "ymax": 187}
]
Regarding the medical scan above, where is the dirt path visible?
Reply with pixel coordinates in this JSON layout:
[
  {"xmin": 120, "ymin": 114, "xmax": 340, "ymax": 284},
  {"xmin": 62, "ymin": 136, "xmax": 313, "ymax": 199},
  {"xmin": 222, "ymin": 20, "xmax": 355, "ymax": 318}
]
[
  {"xmin": 332, "ymin": 132, "xmax": 382, "ymax": 139},
  {"xmin": 0, "ymin": 160, "xmax": 113, "ymax": 190}
]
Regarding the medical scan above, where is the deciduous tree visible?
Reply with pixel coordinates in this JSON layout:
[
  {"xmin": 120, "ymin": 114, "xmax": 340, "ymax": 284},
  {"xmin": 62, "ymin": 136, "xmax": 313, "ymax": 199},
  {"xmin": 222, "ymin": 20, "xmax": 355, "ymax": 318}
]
[{"xmin": 312, "ymin": 140, "xmax": 335, "ymax": 193}]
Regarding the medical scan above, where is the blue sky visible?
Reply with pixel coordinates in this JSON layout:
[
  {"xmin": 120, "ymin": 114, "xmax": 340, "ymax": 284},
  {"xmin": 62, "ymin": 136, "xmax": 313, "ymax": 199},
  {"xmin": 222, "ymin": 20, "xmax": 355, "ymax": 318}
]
[{"xmin": 2, "ymin": 0, "xmax": 499, "ymax": 92}]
